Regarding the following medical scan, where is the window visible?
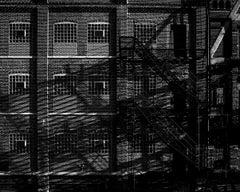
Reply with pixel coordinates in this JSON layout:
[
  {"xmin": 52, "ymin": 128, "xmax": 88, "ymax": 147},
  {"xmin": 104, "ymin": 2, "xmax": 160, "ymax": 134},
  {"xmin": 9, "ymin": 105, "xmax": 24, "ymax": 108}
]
[
  {"xmin": 88, "ymin": 76, "xmax": 109, "ymax": 95},
  {"xmin": 54, "ymin": 22, "xmax": 77, "ymax": 43},
  {"xmin": 133, "ymin": 134, "xmax": 155, "ymax": 154},
  {"xmin": 88, "ymin": 22, "xmax": 110, "ymax": 43},
  {"xmin": 226, "ymin": 0, "xmax": 231, "ymax": 9},
  {"xmin": 9, "ymin": 22, "xmax": 30, "ymax": 43},
  {"xmin": 147, "ymin": 134, "xmax": 155, "ymax": 154},
  {"xmin": 211, "ymin": 87, "xmax": 224, "ymax": 106},
  {"xmin": 216, "ymin": 87, "xmax": 224, "ymax": 105},
  {"xmin": 9, "ymin": 133, "xmax": 29, "ymax": 153},
  {"xmin": 53, "ymin": 74, "xmax": 77, "ymax": 95},
  {"xmin": 212, "ymin": 0, "xmax": 218, "ymax": 9},
  {"xmin": 134, "ymin": 23, "xmax": 156, "ymax": 44},
  {"xmin": 88, "ymin": 132, "xmax": 109, "ymax": 153},
  {"xmin": 54, "ymin": 133, "xmax": 78, "ymax": 154},
  {"xmin": 172, "ymin": 24, "xmax": 186, "ymax": 57},
  {"xmin": 219, "ymin": 0, "xmax": 225, "ymax": 9},
  {"xmin": 9, "ymin": 73, "xmax": 29, "ymax": 95},
  {"xmin": 134, "ymin": 76, "xmax": 156, "ymax": 96},
  {"xmin": 134, "ymin": 76, "xmax": 143, "ymax": 96}
]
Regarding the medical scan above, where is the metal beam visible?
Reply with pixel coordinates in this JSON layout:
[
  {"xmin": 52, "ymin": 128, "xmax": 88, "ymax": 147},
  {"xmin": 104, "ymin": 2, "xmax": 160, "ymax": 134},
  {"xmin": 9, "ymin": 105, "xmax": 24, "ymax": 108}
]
[{"xmin": 210, "ymin": 0, "xmax": 240, "ymax": 58}]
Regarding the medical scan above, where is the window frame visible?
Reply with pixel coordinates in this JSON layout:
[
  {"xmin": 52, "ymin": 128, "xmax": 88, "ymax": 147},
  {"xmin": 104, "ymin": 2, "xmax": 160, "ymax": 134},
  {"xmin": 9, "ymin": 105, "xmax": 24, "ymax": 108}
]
[
  {"xmin": 9, "ymin": 22, "xmax": 30, "ymax": 44},
  {"xmin": 133, "ymin": 134, "xmax": 155, "ymax": 154},
  {"xmin": 134, "ymin": 76, "xmax": 157, "ymax": 96},
  {"xmin": 53, "ymin": 73, "xmax": 77, "ymax": 95},
  {"xmin": 134, "ymin": 22, "xmax": 157, "ymax": 44},
  {"xmin": 9, "ymin": 73, "xmax": 30, "ymax": 95},
  {"xmin": 88, "ymin": 75, "xmax": 109, "ymax": 95},
  {"xmin": 9, "ymin": 133, "xmax": 29, "ymax": 154},
  {"xmin": 54, "ymin": 133, "xmax": 78, "ymax": 154},
  {"xmin": 88, "ymin": 132, "xmax": 109, "ymax": 154},
  {"xmin": 88, "ymin": 22, "xmax": 110, "ymax": 44},
  {"xmin": 53, "ymin": 22, "xmax": 77, "ymax": 44}
]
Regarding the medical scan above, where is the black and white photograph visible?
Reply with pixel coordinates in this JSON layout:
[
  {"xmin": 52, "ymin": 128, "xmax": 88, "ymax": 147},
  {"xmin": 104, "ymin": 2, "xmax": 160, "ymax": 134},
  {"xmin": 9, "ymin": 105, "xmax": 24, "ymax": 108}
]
[{"xmin": 0, "ymin": 0, "xmax": 238, "ymax": 191}]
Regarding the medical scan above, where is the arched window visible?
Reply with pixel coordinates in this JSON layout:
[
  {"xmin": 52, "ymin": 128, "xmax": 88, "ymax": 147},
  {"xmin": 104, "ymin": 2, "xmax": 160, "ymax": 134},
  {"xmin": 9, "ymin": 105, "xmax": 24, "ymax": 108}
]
[
  {"xmin": 9, "ymin": 22, "xmax": 31, "ymax": 55},
  {"xmin": 225, "ymin": 0, "xmax": 231, "ymax": 10},
  {"xmin": 212, "ymin": 0, "xmax": 218, "ymax": 9},
  {"xmin": 219, "ymin": 0, "xmax": 225, "ymax": 9},
  {"xmin": 53, "ymin": 22, "xmax": 77, "ymax": 55}
]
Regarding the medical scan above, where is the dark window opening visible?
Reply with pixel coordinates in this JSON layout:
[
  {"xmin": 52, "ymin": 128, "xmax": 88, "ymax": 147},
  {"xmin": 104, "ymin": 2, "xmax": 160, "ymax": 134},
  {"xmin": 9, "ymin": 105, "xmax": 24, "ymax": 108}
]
[
  {"xmin": 219, "ymin": 0, "xmax": 225, "ymax": 9},
  {"xmin": 172, "ymin": 24, "xmax": 186, "ymax": 57},
  {"xmin": 94, "ymin": 30, "xmax": 105, "ymax": 38},
  {"xmin": 14, "ymin": 30, "xmax": 26, "ymax": 38},
  {"xmin": 95, "ymin": 82, "xmax": 105, "ymax": 91},
  {"xmin": 225, "ymin": 0, "xmax": 231, "ymax": 10},
  {"xmin": 16, "ymin": 82, "xmax": 25, "ymax": 89},
  {"xmin": 212, "ymin": 0, "xmax": 218, "ymax": 9},
  {"xmin": 211, "ymin": 87, "xmax": 224, "ymax": 106}
]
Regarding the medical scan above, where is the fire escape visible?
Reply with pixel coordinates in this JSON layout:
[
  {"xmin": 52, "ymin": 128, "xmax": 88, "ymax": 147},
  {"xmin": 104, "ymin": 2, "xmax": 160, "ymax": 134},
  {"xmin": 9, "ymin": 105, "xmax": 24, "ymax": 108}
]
[
  {"xmin": 209, "ymin": 0, "xmax": 240, "ymax": 171},
  {"xmin": 118, "ymin": 1, "xmax": 207, "ymax": 175}
]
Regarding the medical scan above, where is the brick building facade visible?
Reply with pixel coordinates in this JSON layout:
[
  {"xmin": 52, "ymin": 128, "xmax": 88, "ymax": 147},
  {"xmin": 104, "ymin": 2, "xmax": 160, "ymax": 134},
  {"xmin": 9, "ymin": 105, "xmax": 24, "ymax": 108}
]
[{"xmin": 0, "ymin": 0, "xmax": 210, "ymax": 191}]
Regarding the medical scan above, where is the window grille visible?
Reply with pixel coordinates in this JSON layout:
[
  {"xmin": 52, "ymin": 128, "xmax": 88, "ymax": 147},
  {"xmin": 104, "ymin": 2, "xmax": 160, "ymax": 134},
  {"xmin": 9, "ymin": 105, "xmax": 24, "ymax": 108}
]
[
  {"xmin": 88, "ymin": 76, "xmax": 109, "ymax": 95},
  {"xmin": 53, "ymin": 74, "xmax": 77, "ymax": 95},
  {"xmin": 9, "ymin": 73, "xmax": 29, "ymax": 95},
  {"xmin": 9, "ymin": 22, "xmax": 30, "ymax": 43},
  {"xmin": 211, "ymin": 87, "xmax": 224, "ymax": 106},
  {"xmin": 88, "ymin": 132, "xmax": 109, "ymax": 153},
  {"xmin": 216, "ymin": 87, "xmax": 224, "ymax": 105},
  {"xmin": 133, "ymin": 134, "xmax": 141, "ymax": 153},
  {"xmin": 147, "ymin": 134, "xmax": 155, "ymax": 154},
  {"xmin": 9, "ymin": 133, "xmax": 29, "ymax": 153},
  {"xmin": 133, "ymin": 134, "xmax": 155, "ymax": 154},
  {"xmin": 54, "ymin": 133, "xmax": 78, "ymax": 154},
  {"xmin": 134, "ymin": 76, "xmax": 156, "ymax": 96},
  {"xmin": 134, "ymin": 76, "xmax": 142, "ymax": 96},
  {"xmin": 54, "ymin": 22, "xmax": 77, "ymax": 43},
  {"xmin": 134, "ymin": 23, "xmax": 156, "ymax": 44},
  {"xmin": 88, "ymin": 22, "xmax": 110, "ymax": 43}
]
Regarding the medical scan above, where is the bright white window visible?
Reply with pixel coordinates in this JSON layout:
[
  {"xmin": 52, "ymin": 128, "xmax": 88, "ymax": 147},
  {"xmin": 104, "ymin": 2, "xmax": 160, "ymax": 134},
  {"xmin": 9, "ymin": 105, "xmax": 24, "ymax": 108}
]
[
  {"xmin": 53, "ymin": 74, "xmax": 77, "ymax": 95},
  {"xmin": 54, "ymin": 22, "xmax": 77, "ymax": 43},
  {"xmin": 54, "ymin": 133, "xmax": 78, "ymax": 154},
  {"xmin": 88, "ymin": 22, "xmax": 110, "ymax": 43},
  {"xmin": 88, "ymin": 132, "xmax": 109, "ymax": 153},
  {"xmin": 88, "ymin": 76, "xmax": 109, "ymax": 95},
  {"xmin": 9, "ymin": 22, "xmax": 30, "ymax": 43},
  {"xmin": 9, "ymin": 133, "xmax": 29, "ymax": 153},
  {"xmin": 134, "ymin": 23, "xmax": 156, "ymax": 44},
  {"xmin": 9, "ymin": 73, "xmax": 29, "ymax": 95}
]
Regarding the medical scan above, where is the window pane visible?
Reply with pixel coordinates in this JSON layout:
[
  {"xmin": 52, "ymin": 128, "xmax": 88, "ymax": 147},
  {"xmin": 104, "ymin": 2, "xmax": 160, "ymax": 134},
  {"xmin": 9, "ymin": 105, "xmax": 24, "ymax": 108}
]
[
  {"xmin": 88, "ymin": 23, "xmax": 109, "ymax": 43},
  {"xmin": 10, "ymin": 22, "xmax": 30, "ymax": 43},
  {"xmin": 54, "ymin": 23, "xmax": 77, "ymax": 43},
  {"xmin": 53, "ymin": 74, "xmax": 77, "ymax": 95},
  {"xmin": 134, "ymin": 23, "xmax": 156, "ymax": 44},
  {"xmin": 9, "ymin": 74, "xmax": 29, "ymax": 95}
]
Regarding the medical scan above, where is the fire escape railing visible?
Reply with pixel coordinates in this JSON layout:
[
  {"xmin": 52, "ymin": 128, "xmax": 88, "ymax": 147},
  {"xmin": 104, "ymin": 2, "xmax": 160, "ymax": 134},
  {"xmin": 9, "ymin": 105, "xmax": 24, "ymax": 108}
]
[{"xmin": 119, "ymin": 36, "xmax": 199, "ymax": 168}]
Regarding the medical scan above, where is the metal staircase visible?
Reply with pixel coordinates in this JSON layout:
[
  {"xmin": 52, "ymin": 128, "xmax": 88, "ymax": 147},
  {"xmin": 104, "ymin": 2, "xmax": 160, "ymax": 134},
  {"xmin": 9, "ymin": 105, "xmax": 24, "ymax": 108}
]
[{"xmin": 119, "ymin": 36, "xmax": 198, "ymax": 168}]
